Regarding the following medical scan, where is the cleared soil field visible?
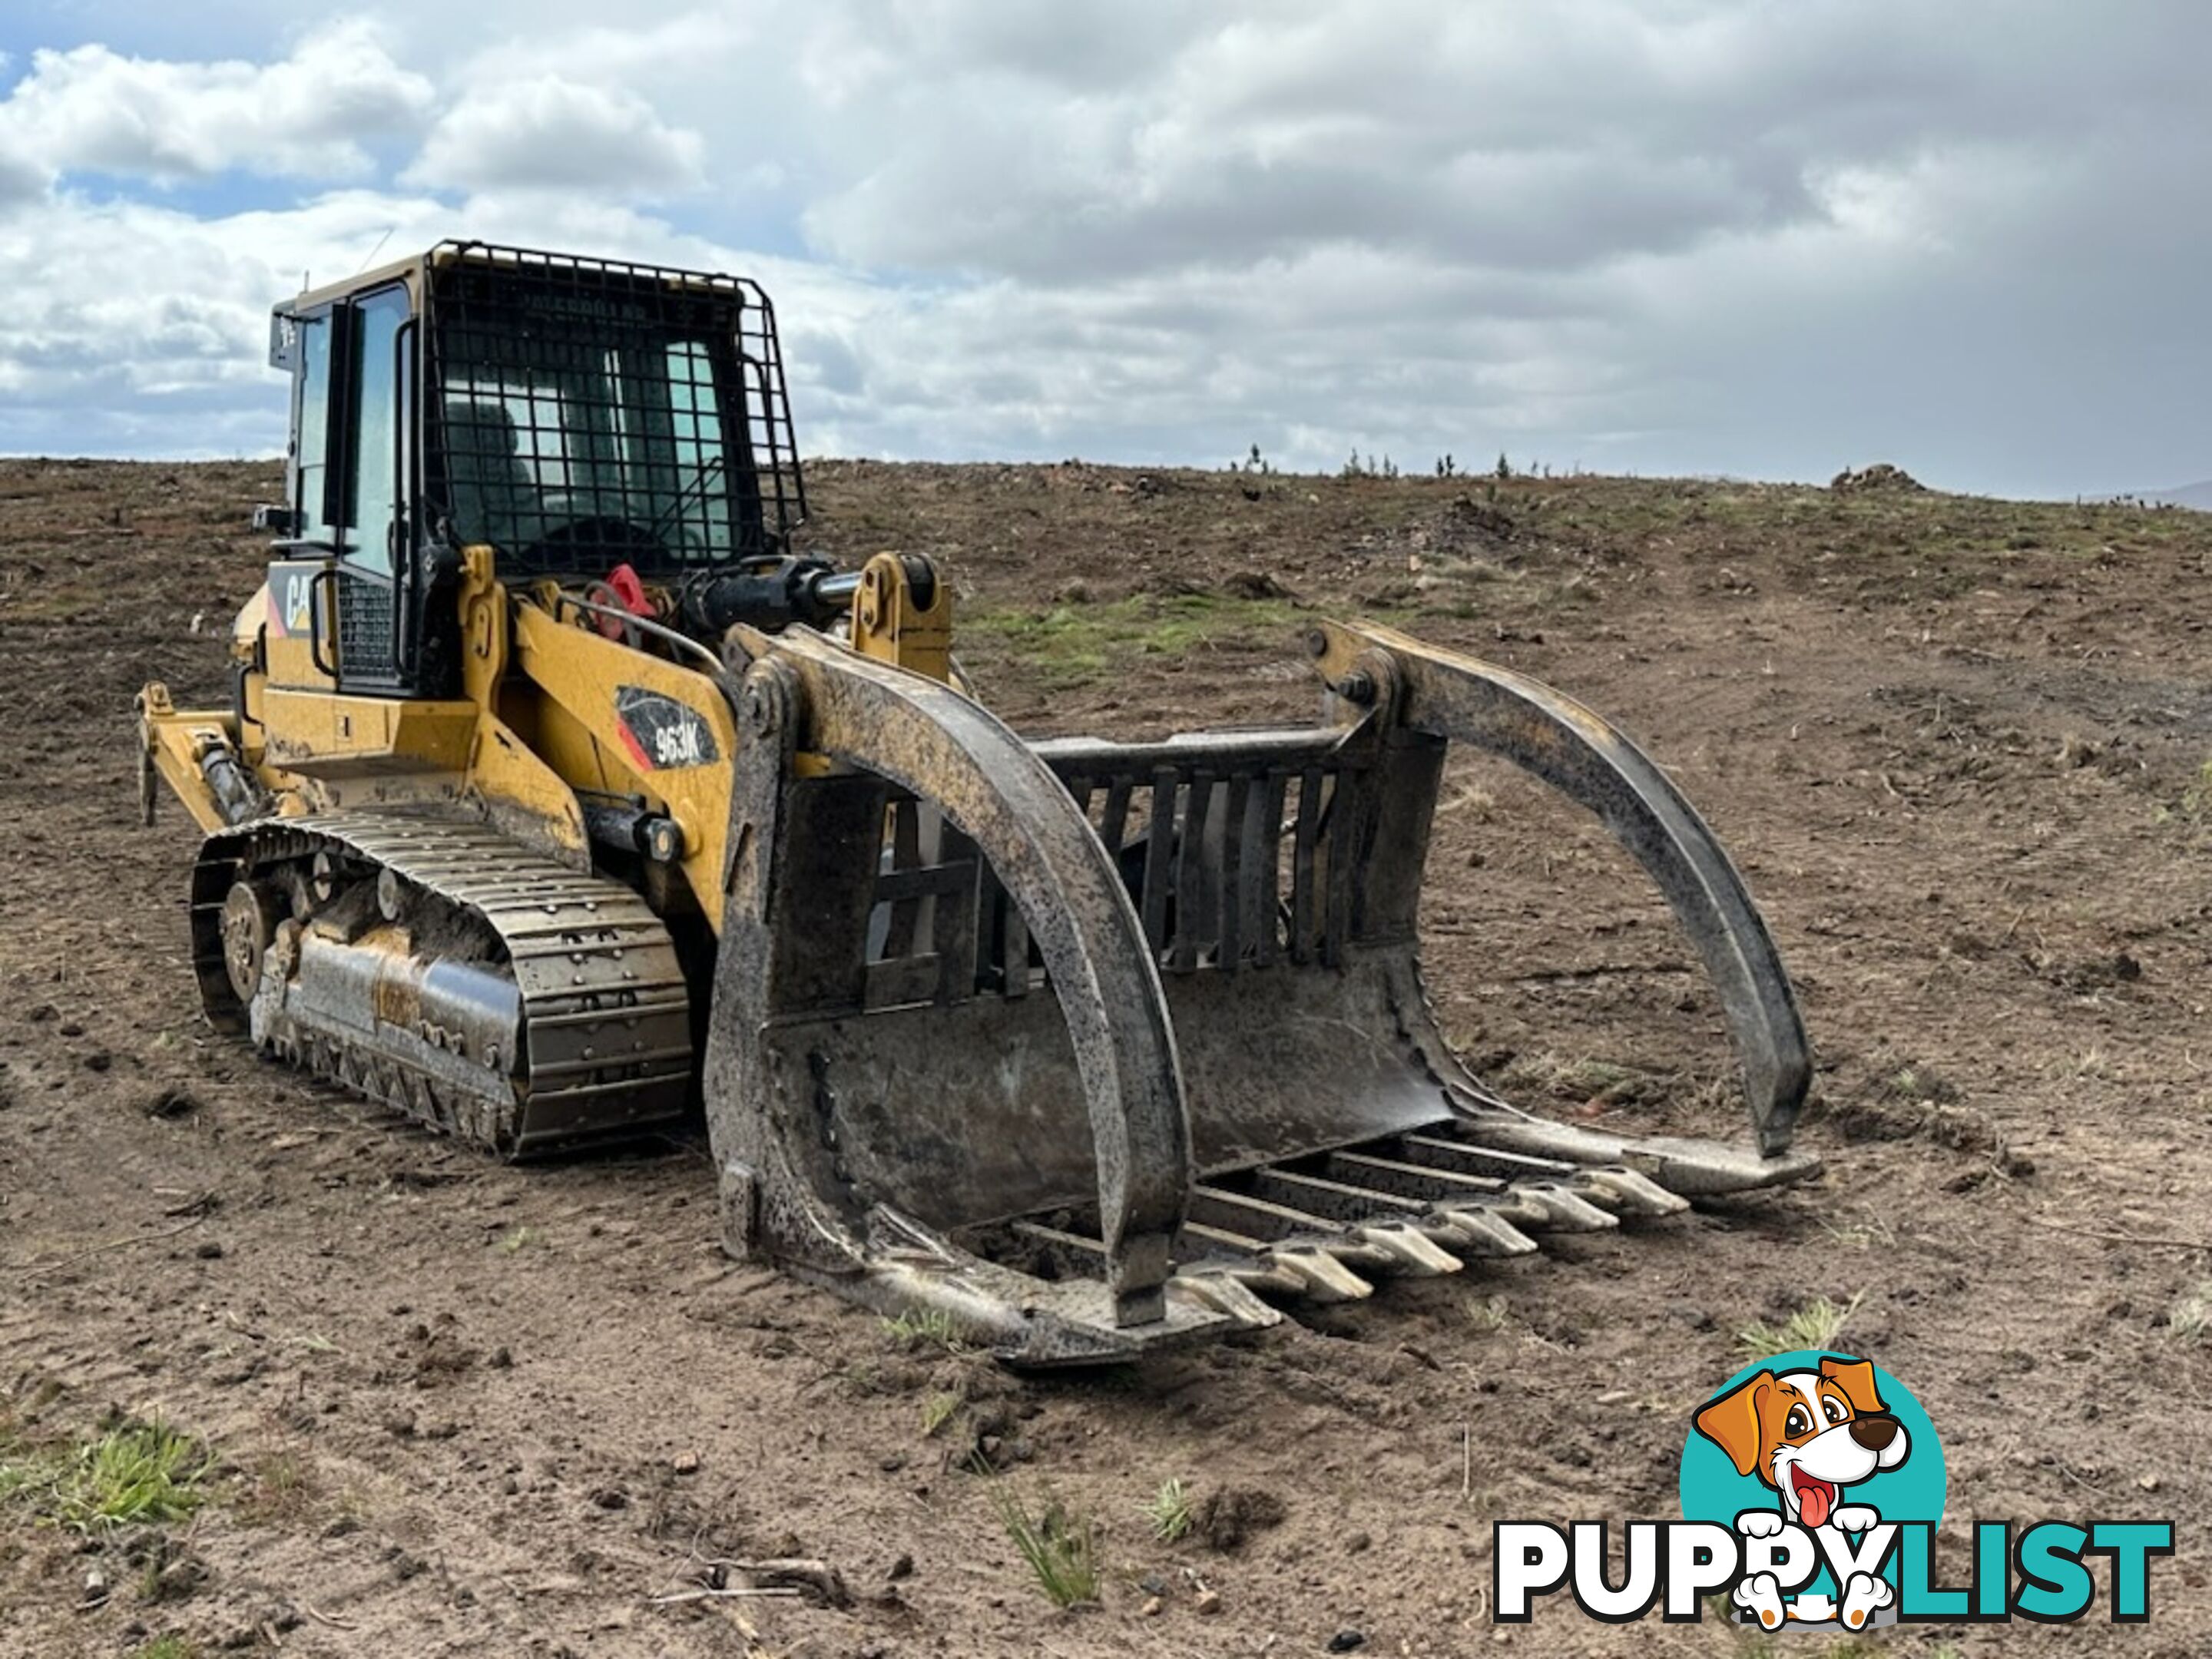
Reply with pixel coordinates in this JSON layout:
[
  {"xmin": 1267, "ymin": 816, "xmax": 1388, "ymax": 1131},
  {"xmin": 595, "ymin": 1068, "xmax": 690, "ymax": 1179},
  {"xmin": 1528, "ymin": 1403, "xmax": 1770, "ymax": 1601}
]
[{"xmin": 2, "ymin": 456, "xmax": 2207, "ymax": 1656}]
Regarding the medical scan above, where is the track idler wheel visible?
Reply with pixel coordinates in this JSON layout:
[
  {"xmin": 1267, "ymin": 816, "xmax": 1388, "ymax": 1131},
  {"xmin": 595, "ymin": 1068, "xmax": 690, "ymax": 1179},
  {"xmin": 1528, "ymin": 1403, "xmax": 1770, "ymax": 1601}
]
[{"xmin": 219, "ymin": 880, "xmax": 287, "ymax": 1003}]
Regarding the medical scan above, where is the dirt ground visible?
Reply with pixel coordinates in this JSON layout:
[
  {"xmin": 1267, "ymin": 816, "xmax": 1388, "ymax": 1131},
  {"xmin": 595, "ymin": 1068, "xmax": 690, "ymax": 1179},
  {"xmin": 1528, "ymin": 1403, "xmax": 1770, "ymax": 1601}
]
[{"xmin": 2, "ymin": 455, "xmax": 2209, "ymax": 1657}]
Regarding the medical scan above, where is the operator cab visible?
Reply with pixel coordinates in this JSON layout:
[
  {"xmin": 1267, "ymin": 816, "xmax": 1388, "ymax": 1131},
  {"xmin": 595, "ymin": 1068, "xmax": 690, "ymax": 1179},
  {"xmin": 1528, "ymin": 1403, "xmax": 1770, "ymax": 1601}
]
[{"xmin": 260, "ymin": 241, "xmax": 807, "ymax": 696}]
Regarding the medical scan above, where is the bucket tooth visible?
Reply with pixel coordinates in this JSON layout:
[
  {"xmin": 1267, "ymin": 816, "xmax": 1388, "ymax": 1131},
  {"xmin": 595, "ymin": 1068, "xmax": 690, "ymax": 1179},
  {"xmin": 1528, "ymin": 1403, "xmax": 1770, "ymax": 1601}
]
[
  {"xmin": 1481, "ymin": 1190, "xmax": 1560, "ymax": 1230},
  {"xmin": 1545, "ymin": 1171, "xmax": 1634, "ymax": 1217},
  {"xmin": 1270, "ymin": 1245, "xmax": 1375, "ymax": 1302},
  {"xmin": 1184, "ymin": 1222, "xmax": 1378, "ymax": 1303},
  {"xmin": 1180, "ymin": 1219, "xmax": 1339, "ymax": 1300},
  {"xmin": 1578, "ymin": 1165, "xmax": 1690, "ymax": 1217},
  {"xmin": 1215, "ymin": 1259, "xmax": 1313, "ymax": 1297},
  {"xmin": 1395, "ymin": 1133, "xmax": 1684, "ymax": 1220},
  {"xmin": 1508, "ymin": 1181, "xmax": 1619, "ymax": 1232},
  {"xmin": 1435, "ymin": 1205, "xmax": 1542, "ymax": 1257},
  {"xmin": 853, "ymin": 1237, "xmax": 1247, "ymax": 1366},
  {"xmin": 1171, "ymin": 1272, "xmax": 1283, "ymax": 1330},
  {"xmin": 1349, "ymin": 1220, "xmax": 1462, "ymax": 1276},
  {"xmin": 1182, "ymin": 1206, "xmax": 1452, "ymax": 1290},
  {"xmin": 1400, "ymin": 1132, "xmax": 1683, "ymax": 1220}
]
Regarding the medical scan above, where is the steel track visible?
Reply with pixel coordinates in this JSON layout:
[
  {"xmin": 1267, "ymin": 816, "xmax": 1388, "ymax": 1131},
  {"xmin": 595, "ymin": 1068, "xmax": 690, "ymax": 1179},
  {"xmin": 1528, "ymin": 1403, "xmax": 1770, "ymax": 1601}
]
[{"xmin": 191, "ymin": 813, "xmax": 694, "ymax": 1155}]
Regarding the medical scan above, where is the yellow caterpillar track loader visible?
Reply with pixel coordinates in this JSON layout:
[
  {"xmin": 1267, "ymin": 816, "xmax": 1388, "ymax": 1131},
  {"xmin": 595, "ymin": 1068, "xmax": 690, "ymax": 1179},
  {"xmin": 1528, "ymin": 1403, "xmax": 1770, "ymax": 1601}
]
[{"xmin": 139, "ymin": 243, "xmax": 1817, "ymax": 1364}]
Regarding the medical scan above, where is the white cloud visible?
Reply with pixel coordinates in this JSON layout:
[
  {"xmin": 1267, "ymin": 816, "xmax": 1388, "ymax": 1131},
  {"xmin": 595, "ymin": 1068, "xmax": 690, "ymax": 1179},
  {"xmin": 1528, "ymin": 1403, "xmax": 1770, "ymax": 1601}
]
[
  {"xmin": 402, "ymin": 76, "xmax": 705, "ymax": 196},
  {"xmin": 0, "ymin": 20, "xmax": 434, "ymax": 184},
  {"xmin": 0, "ymin": 189, "xmax": 428, "ymax": 452},
  {"xmin": 0, "ymin": 180, "xmax": 892, "ymax": 456},
  {"xmin": 1, "ymin": 0, "xmax": 2210, "ymax": 495},
  {"xmin": 0, "ymin": 144, "xmax": 43, "ymax": 208},
  {"xmin": 793, "ymin": 0, "xmax": 2116, "ymax": 286},
  {"xmin": 450, "ymin": 10, "xmax": 755, "ymax": 87}
]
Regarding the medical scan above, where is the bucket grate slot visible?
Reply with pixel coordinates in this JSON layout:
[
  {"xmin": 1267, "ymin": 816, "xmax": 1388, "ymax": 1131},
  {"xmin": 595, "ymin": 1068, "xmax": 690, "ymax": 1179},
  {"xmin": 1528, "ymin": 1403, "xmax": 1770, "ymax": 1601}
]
[
  {"xmin": 840, "ymin": 736, "xmax": 1393, "ymax": 1013},
  {"xmin": 1397, "ymin": 1131, "xmax": 1578, "ymax": 1181},
  {"xmin": 1247, "ymin": 1165, "xmax": 1429, "ymax": 1222},
  {"xmin": 860, "ymin": 798, "xmax": 981, "ymax": 1008},
  {"xmin": 1188, "ymin": 1183, "xmax": 1351, "ymax": 1243},
  {"xmin": 1323, "ymin": 1149, "xmax": 1511, "ymax": 1201},
  {"xmin": 1046, "ymin": 753, "xmax": 1370, "ymax": 974}
]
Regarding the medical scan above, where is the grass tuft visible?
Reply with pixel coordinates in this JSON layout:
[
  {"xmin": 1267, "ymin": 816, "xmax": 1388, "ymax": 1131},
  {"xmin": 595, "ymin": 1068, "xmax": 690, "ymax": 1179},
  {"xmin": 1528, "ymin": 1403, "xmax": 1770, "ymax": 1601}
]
[
  {"xmin": 2174, "ymin": 758, "xmax": 2212, "ymax": 826},
  {"xmin": 2169, "ymin": 1281, "xmax": 2212, "ymax": 1346},
  {"xmin": 232, "ymin": 1448, "xmax": 319, "ymax": 1526},
  {"xmin": 962, "ymin": 593, "xmax": 1312, "ymax": 687},
  {"xmin": 1141, "ymin": 1477, "xmax": 1193, "ymax": 1543},
  {"xmin": 497, "ymin": 1224, "xmax": 542, "ymax": 1254},
  {"xmin": 882, "ymin": 1307, "xmax": 969, "ymax": 1355},
  {"xmin": 1814, "ymin": 1210, "xmax": 1898, "ymax": 1252},
  {"xmin": 1880, "ymin": 1065, "xmax": 1960, "ymax": 1106},
  {"xmin": 988, "ymin": 1482, "xmax": 1101, "ymax": 1608},
  {"xmin": 1, "ymin": 1416, "xmax": 214, "ymax": 1533},
  {"xmin": 1736, "ymin": 1293, "xmax": 1865, "ymax": 1361},
  {"xmin": 1465, "ymin": 1293, "xmax": 1512, "ymax": 1331},
  {"xmin": 1495, "ymin": 1051, "xmax": 1674, "ymax": 1111}
]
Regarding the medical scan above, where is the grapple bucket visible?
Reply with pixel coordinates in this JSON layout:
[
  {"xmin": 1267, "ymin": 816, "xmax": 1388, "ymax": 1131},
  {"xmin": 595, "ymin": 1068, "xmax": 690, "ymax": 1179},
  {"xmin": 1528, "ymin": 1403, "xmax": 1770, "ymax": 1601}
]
[{"xmin": 705, "ymin": 619, "xmax": 1815, "ymax": 1365}]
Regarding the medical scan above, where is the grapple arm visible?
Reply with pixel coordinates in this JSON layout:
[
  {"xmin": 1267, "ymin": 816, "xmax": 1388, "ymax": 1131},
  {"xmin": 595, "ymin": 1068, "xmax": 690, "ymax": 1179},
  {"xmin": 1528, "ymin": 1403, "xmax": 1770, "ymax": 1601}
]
[
  {"xmin": 1308, "ymin": 620, "xmax": 1811, "ymax": 1156},
  {"xmin": 700, "ymin": 610, "xmax": 1816, "ymax": 1366},
  {"xmin": 705, "ymin": 626, "xmax": 1219, "ymax": 1357}
]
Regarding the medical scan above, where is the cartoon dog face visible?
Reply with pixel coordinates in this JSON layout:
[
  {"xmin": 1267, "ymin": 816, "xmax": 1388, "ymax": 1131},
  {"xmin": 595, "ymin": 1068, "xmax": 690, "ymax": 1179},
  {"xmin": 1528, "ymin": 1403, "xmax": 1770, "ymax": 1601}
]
[{"xmin": 1694, "ymin": 1356, "xmax": 1909, "ymax": 1528}]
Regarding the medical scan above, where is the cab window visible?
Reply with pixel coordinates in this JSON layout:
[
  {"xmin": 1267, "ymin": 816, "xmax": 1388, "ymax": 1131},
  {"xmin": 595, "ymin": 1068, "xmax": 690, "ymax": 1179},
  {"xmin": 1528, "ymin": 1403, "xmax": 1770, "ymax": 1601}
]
[
  {"xmin": 339, "ymin": 285, "xmax": 412, "ymax": 575},
  {"xmin": 292, "ymin": 313, "xmax": 333, "ymax": 545}
]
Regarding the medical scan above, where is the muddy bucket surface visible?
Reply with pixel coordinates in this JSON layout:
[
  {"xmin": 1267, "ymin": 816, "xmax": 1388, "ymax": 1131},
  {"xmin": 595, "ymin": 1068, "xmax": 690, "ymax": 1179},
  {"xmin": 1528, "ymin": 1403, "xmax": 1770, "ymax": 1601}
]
[{"xmin": 705, "ymin": 620, "xmax": 1816, "ymax": 1363}]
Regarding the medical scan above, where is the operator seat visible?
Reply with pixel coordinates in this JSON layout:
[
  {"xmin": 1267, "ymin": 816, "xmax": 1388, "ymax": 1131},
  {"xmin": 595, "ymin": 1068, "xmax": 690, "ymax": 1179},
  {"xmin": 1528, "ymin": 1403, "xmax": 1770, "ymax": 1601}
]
[{"xmin": 439, "ymin": 398, "xmax": 540, "ymax": 550}]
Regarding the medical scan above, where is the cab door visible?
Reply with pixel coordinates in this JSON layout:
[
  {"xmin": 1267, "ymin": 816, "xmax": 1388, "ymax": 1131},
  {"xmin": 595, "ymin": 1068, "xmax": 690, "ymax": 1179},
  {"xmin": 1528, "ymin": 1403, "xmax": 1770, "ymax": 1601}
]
[
  {"xmin": 262, "ymin": 303, "xmax": 339, "ymax": 692},
  {"xmin": 265, "ymin": 283, "xmax": 419, "ymax": 694},
  {"xmin": 329, "ymin": 283, "xmax": 417, "ymax": 694}
]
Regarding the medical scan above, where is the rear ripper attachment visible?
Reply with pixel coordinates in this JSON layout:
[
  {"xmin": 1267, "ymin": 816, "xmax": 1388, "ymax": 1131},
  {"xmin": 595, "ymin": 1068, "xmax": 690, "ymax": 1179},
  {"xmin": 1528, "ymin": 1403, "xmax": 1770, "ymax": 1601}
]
[{"xmin": 707, "ymin": 616, "xmax": 1817, "ymax": 1366}]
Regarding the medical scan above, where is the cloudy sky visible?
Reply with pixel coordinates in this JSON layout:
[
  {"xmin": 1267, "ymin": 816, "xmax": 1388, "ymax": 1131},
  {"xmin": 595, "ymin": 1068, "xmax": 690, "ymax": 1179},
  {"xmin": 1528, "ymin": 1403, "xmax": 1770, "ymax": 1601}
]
[{"xmin": 0, "ymin": 1, "xmax": 2203, "ymax": 497}]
